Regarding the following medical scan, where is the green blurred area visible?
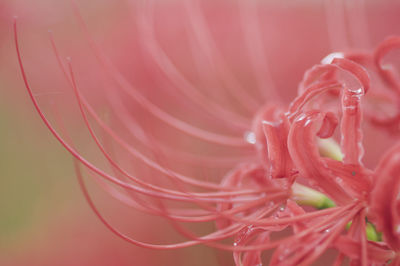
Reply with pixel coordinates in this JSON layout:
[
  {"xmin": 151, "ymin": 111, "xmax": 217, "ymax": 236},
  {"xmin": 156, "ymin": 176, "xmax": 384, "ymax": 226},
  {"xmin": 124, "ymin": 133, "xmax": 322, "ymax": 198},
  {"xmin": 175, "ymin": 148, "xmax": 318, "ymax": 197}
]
[{"xmin": 0, "ymin": 98, "xmax": 73, "ymax": 248}]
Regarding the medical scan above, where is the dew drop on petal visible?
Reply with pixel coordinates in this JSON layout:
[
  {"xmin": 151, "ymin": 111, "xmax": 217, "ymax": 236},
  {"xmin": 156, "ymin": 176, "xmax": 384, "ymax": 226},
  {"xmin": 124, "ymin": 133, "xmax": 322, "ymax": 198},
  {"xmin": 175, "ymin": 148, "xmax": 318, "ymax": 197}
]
[
  {"xmin": 321, "ymin": 52, "xmax": 344, "ymax": 64},
  {"xmin": 335, "ymin": 176, "xmax": 344, "ymax": 185},
  {"xmin": 304, "ymin": 118, "xmax": 313, "ymax": 127},
  {"xmin": 395, "ymin": 225, "xmax": 400, "ymax": 234},
  {"xmin": 347, "ymin": 87, "xmax": 364, "ymax": 94},
  {"xmin": 278, "ymin": 248, "xmax": 290, "ymax": 261},
  {"xmin": 295, "ymin": 113, "xmax": 307, "ymax": 122},
  {"xmin": 244, "ymin": 131, "xmax": 256, "ymax": 144}
]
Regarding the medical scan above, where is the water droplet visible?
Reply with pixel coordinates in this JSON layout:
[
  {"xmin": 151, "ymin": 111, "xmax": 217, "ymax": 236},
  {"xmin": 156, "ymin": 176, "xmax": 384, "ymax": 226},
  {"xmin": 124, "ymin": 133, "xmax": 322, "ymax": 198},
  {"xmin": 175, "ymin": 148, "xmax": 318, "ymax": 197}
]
[
  {"xmin": 244, "ymin": 131, "xmax": 256, "ymax": 144},
  {"xmin": 295, "ymin": 113, "xmax": 306, "ymax": 122},
  {"xmin": 321, "ymin": 52, "xmax": 344, "ymax": 64},
  {"xmin": 278, "ymin": 248, "xmax": 290, "ymax": 261},
  {"xmin": 348, "ymin": 87, "xmax": 363, "ymax": 94},
  {"xmin": 233, "ymin": 242, "xmax": 238, "ymax": 247},
  {"xmin": 282, "ymin": 248, "xmax": 290, "ymax": 255},
  {"xmin": 304, "ymin": 118, "xmax": 312, "ymax": 127},
  {"xmin": 324, "ymin": 229, "xmax": 331, "ymax": 233},
  {"xmin": 344, "ymin": 106, "xmax": 356, "ymax": 111},
  {"xmin": 396, "ymin": 225, "xmax": 400, "ymax": 234},
  {"xmin": 335, "ymin": 177, "xmax": 343, "ymax": 185}
]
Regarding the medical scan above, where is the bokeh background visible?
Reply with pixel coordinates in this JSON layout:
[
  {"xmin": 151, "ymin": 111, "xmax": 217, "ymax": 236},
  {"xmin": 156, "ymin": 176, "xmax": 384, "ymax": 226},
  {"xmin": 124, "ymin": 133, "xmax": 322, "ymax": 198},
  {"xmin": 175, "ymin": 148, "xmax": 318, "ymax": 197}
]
[{"xmin": 1, "ymin": 1, "xmax": 400, "ymax": 265}]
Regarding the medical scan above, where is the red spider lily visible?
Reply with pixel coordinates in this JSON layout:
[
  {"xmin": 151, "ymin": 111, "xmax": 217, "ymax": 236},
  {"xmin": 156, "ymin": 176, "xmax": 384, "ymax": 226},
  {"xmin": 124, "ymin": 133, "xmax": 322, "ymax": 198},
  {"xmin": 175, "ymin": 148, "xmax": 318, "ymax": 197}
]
[
  {"xmin": 12, "ymin": 0, "xmax": 400, "ymax": 265},
  {"xmin": 218, "ymin": 41, "xmax": 400, "ymax": 265}
]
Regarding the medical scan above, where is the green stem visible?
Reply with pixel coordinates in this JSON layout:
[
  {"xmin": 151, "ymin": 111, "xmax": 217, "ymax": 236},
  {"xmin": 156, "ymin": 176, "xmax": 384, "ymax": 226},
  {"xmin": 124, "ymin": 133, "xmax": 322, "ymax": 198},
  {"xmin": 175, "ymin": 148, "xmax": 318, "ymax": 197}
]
[
  {"xmin": 292, "ymin": 183, "xmax": 335, "ymax": 210},
  {"xmin": 292, "ymin": 183, "xmax": 381, "ymax": 241}
]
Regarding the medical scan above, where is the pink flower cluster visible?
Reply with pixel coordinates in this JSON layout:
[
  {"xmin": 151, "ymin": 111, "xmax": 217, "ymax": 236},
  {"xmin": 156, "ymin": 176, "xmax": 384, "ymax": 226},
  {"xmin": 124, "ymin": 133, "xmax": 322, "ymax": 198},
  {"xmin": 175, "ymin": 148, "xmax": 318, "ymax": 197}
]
[
  {"xmin": 13, "ymin": 1, "xmax": 400, "ymax": 265},
  {"xmin": 232, "ymin": 37, "xmax": 400, "ymax": 265}
]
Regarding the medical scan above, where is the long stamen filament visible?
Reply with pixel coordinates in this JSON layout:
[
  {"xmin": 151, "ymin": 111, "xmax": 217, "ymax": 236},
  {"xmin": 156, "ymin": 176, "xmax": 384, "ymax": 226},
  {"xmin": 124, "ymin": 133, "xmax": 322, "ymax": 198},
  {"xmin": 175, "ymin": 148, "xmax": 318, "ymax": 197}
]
[
  {"xmin": 346, "ymin": 220, "xmax": 382, "ymax": 242},
  {"xmin": 292, "ymin": 183, "xmax": 382, "ymax": 242}
]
